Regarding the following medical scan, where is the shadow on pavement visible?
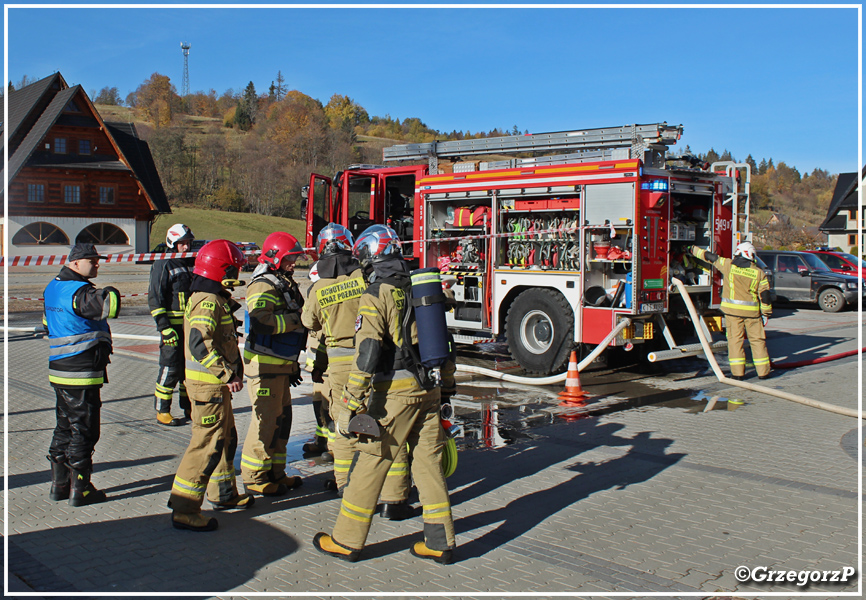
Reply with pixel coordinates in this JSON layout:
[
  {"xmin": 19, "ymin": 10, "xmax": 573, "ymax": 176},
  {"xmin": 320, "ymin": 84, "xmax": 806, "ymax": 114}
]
[
  {"xmin": 8, "ymin": 454, "xmax": 178, "ymax": 491},
  {"xmin": 9, "ymin": 512, "xmax": 298, "ymax": 594},
  {"xmin": 360, "ymin": 421, "xmax": 684, "ymax": 563}
]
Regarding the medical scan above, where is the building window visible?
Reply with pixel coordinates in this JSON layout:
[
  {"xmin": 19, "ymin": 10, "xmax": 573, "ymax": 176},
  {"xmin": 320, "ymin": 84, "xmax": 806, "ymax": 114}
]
[
  {"xmin": 64, "ymin": 99, "xmax": 81, "ymax": 112},
  {"xmin": 76, "ymin": 222, "xmax": 129, "ymax": 245},
  {"xmin": 99, "ymin": 185, "xmax": 115, "ymax": 204},
  {"xmin": 849, "ymin": 234, "xmax": 857, "ymax": 246},
  {"xmin": 64, "ymin": 185, "xmax": 81, "ymax": 204},
  {"xmin": 79, "ymin": 140, "xmax": 91, "ymax": 155},
  {"xmin": 54, "ymin": 138, "xmax": 67, "ymax": 154},
  {"xmin": 27, "ymin": 184, "xmax": 45, "ymax": 203},
  {"xmin": 12, "ymin": 222, "xmax": 70, "ymax": 245}
]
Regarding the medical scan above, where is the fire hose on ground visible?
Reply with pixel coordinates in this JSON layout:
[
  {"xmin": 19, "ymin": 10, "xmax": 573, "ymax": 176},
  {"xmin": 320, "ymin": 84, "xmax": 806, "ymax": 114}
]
[
  {"xmin": 670, "ymin": 278, "xmax": 862, "ymax": 420},
  {"xmin": 454, "ymin": 318, "xmax": 632, "ymax": 384}
]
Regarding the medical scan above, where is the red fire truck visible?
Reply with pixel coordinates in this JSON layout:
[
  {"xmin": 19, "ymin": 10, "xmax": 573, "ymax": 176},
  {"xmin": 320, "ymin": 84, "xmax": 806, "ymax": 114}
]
[{"xmin": 302, "ymin": 123, "xmax": 751, "ymax": 374}]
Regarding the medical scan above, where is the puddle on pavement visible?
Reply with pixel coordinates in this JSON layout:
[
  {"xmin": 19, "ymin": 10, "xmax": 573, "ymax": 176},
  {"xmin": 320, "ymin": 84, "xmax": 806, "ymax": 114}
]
[{"xmin": 450, "ymin": 377, "xmax": 732, "ymax": 449}]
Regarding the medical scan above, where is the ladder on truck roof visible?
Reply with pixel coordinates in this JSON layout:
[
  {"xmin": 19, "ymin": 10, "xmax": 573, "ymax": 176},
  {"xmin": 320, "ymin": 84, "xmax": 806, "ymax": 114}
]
[{"xmin": 382, "ymin": 122, "xmax": 683, "ymax": 173}]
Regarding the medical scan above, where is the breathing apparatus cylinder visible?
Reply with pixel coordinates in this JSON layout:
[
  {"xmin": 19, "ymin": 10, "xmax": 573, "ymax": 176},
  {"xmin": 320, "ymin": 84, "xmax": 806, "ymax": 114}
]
[{"xmin": 410, "ymin": 267, "xmax": 449, "ymax": 368}]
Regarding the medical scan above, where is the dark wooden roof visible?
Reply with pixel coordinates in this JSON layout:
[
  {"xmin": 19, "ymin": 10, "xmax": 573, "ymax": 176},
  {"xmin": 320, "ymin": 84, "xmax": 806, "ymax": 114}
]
[
  {"xmin": 2, "ymin": 73, "xmax": 170, "ymax": 215},
  {"xmin": 105, "ymin": 121, "xmax": 170, "ymax": 213},
  {"xmin": 819, "ymin": 171, "xmax": 860, "ymax": 232}
]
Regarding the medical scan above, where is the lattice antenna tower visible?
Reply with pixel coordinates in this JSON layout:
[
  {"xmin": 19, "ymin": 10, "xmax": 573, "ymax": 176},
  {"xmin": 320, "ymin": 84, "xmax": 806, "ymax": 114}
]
[{"xmin": 180, "ymin": 42, "xmax": 191, "ymax": 100}]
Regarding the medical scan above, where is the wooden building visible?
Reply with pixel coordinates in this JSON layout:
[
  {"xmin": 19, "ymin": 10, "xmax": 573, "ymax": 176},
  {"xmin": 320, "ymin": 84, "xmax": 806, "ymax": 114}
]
[
  {"xmin": 819, "ymin": 169, "xmax": 863, "ymax": 254},
  {"xmin": 2, "ymin": 72, "xmax": 170, "ymax": 258}
]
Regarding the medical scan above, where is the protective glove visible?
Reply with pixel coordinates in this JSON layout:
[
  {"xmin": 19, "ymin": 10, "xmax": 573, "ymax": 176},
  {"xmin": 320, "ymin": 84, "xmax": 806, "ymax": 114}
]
[
  {"xmin": 160, "ymin": 328, "xmax": 179, "ymax": 346},
  {"xmin": 683, "ymin": 245, "xmax": 694, "ymax": 255},
  {"xmin": 761, "ymin": 314, "xmax": 769, "ymax": 327},
  {"xmin": 288, "ymin": 371, "xmax": 303, "ymax": 387},
  {"xmin": 311, "ymin": 368, "xmax": 325, "ymax": 384},
  {"xmin": 336, "ymin": 408, "xmax": 355, "ymax": 438}
]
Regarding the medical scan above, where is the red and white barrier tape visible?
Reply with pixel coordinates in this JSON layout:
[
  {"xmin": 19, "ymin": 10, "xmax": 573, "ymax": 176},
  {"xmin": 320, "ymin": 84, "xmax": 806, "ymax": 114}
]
[{"xmin": 0, "ymin": 250, "xmax": 259, "ymax": 267}]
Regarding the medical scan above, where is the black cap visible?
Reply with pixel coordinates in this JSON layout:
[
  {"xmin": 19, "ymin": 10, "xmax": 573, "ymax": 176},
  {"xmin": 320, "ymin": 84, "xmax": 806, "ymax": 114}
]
[{"xmin": 67, "ymin": 243, "xmax": 107, "ymax": 262}]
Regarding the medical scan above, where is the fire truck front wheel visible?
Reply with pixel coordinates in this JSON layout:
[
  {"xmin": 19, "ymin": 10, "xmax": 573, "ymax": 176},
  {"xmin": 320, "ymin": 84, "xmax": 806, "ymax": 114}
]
[{"xmin": 506, "ymin": 289, "xmax": 574, "ymax": 375}]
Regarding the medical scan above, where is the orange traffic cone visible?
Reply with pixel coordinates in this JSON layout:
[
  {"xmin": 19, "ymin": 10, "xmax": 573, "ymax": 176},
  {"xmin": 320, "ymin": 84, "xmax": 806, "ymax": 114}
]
[{"xmin": 558, "ymin": 350, "xmax": 589, "ymax": 407}]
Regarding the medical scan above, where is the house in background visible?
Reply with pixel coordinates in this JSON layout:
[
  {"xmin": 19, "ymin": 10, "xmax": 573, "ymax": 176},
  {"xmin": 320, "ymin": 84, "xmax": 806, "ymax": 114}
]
[
  {"xmin": 819, "ymin": 169, "xmax": 862, "ymax": 254},
  {"xmin": 1, "ymin": 72, "xmax": 170, "ymax": 258}
]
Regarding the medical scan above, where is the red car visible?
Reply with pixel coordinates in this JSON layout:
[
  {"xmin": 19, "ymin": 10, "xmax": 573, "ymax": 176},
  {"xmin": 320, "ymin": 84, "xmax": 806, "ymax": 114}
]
[{"xmin": 804, "ymin": 248, "xmax": 865, "ymax": 276}]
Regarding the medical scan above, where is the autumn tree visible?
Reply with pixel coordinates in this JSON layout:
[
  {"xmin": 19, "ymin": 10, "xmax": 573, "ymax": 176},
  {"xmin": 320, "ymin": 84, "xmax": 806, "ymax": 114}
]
[
  {"xmin": 132, "ymin": 73, "xmax": 179, "ymax": 128},
  {"xmin": 324, "ymin": 94, "xmax": 369, "ymax": 133}
]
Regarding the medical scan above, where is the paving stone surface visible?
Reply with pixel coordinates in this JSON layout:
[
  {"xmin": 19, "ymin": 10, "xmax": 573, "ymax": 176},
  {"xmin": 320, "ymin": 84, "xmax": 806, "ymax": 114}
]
[{"xmin": 2, "ymin": 308, "xmax": 862, "ymax": 599}]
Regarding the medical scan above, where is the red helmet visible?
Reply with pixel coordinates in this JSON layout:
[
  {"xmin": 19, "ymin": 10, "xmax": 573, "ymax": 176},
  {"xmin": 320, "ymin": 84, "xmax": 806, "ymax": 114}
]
[
  {"xmin": 259, "ymin": 232, "xmax": 307, "ymax": 269},
  {"xmin": 193, "ymin": 239, "xmax": 247, "ymax": 282}
]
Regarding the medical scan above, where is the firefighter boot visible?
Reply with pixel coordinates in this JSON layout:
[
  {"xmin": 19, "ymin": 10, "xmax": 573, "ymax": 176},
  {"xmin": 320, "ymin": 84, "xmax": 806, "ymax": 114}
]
[
  {"xmin": 47, "ymin": 455, "xmax": 70, "ymax": 501},
  {"xmin": 211, "ymin": 493, "xmax": 255, "ymax": 511},
  {"xmin": 312, "ymin": 533, "xmax": 360, "ymax": 562},
  {"xmin": 246, "ymin": 482, "xmax": 288, "ymax": 497},
  {"xmin": 409, "ymin": 541, "xmax": 453, "ymax": 565},
  {"xmin": 156, "ymin": 412, "xmax": 184, "ymax": 427},
  {"xmin": 271, "ymin": 474, "xmax": 303, "ymax": 490},
  {"xmin": 172, "ymin": 511, "xmax": 218, "ymax": 532},
  {"xmin": 302, "ymin": 436, "xmax": 329, "ymax": 456},
  {"xmin": 68, "ymin": 468, "xmax": 107, "ymax": 507},
  {"xmin": 379, "ymin": 501, "xmax": 414, "ymax": 521}
]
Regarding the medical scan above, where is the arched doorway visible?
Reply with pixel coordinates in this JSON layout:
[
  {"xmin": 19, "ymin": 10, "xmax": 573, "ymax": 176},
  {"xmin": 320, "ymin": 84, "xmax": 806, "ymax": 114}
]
[{"xmin": 76, "ymin": 222, "xmax": 129, "ymax": 245}]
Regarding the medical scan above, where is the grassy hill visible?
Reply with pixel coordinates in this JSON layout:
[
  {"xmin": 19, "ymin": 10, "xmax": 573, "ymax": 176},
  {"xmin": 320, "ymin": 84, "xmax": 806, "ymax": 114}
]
[{"xmin": 151, "ymin": 207, "xmax": 306, "ymax": 249}]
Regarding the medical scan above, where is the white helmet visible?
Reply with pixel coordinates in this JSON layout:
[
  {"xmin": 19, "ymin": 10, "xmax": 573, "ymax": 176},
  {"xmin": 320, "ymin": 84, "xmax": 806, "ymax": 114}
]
[
  {"xmin": 734, "ymin": 241, "xmax": 756, "ymax": 261},
  {"xmin": 166, "ymin": 223, "xmax": 195, "ymax": 249}
]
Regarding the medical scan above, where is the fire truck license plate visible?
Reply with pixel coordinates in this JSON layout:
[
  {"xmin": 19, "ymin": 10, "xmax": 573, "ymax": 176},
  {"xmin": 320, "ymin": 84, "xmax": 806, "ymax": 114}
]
[{"xmin": 640, "ymin": 302, "xmax": 665, "ymax": 312}]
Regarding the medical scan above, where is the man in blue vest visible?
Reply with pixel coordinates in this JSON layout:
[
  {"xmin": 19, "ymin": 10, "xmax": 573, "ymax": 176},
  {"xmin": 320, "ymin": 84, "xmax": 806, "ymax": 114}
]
[{"xmin": 43, "ymin": 243, "xmax": 121, "ymax": 507}]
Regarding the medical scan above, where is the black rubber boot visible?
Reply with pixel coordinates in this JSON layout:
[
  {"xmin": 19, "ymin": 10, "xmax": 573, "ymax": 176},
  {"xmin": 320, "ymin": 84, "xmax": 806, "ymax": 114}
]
[
  {"xmin": 69, "ymin": 468, "xmax": 107, "ymax": 507},
  {"xmin": 302, "ymin": 436, "xmax": 329, "ymax": 456},
  {"xmin": 47, "ymin": 455, "xmax": 70, "ymax": 501},
  {"xmin": 379, "ymin": 501, "xmax": 415, "ymax": 521}
]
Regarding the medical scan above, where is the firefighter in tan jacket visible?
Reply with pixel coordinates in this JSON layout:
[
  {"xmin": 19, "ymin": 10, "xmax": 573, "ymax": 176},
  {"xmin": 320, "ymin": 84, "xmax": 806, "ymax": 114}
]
[
  {"xmin": 169, "ymin": 240, "xmax": 254, "ymax": 532},
  {"xmin": 241, "ymin": 232, "xmax": 307, "ymax": 496},
  {"xmin": 688, "ymin": 241, "xmax": 773, "ymax": 379},
  {"xmin": 313, "ymin": 225, "xmax": 457, "ymax": 564},
  {"xmin": 301, "ymin": 224, "xmax": 412, "ymax": 519}
]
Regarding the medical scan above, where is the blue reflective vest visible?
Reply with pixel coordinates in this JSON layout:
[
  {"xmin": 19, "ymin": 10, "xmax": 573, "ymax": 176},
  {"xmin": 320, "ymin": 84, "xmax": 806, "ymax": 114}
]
[{"xmin": 44, "ymin": 279, "xmax": 111, "ymax": 386}]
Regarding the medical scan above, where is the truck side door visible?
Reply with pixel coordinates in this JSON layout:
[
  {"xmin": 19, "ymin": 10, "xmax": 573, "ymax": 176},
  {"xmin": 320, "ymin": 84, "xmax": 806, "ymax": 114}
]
[{"xmin": 305, "ymin": 174, "xmax": 332, "ymax": 254}]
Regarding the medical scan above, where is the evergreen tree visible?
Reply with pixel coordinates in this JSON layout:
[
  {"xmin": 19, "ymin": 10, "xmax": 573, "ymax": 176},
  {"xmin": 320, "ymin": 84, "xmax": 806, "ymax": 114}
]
[
  {"xmin": 719, "ymin": 149, "xmax": 733, "ymax": 162},
  {"xmin": 235, "ymin": 81, "xmax": 257, "ymax": 131},
  {"xmin": 767, "ymin": 158, "xmax": 775, "ymax": 170},
  {"xmin": 745, "ymin": 154, "xmax": 758, "ymax": 172},
  {"xmin": 758, "ymin": 158, "xmax": 768, "ymax": 175},
  {"xmin": 274, "ymin": 70, "xmax": 287, "ymax": 102},
  {"xmin": 703, "ymin": 148, "xmax": 720, "ymax": 163}
]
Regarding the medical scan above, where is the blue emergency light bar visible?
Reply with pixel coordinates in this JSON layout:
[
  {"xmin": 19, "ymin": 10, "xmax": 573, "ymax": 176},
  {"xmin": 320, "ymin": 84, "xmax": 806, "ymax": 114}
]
[{"xmin": 641, "ymin": 179, "xmax": 668, "ymax": 192}]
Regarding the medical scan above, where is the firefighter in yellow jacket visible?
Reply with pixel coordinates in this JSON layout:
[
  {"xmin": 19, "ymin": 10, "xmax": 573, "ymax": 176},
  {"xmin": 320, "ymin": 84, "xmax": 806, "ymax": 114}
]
[
  {"xmin": 241, "ymin": 232, "xmax": 307, "ymax": 496},
  {"xmin": 169, "ymin": 240, "xmax": 254, "ymax": 532},
  {"xmin": 301, "ymin": 224, "xmax": 412, "ymax": 520},
  {"xmin": 313, "ymin": 225, "xmax": 457, "ymax": 564},
  {"xmin": 687, "ymin": 241, "xmax": 773, "ymax": 379}
]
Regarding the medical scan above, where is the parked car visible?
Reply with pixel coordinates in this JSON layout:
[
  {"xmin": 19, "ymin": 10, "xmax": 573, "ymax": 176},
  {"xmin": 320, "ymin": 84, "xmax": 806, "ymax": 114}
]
[
  {"xmin": 756, "ymin": 250, "xmax": 863, "ymax": 313},
  {"xmin": 754, "ymin": 255, "xmax": 777, "ymax": 303},
  {"xmin": 803, "ymin": 248, "xmax": 865, "ymax": 276},
  {"xmin": 235, "ymin": 242, "xmax": 261, "ymax": 271}
]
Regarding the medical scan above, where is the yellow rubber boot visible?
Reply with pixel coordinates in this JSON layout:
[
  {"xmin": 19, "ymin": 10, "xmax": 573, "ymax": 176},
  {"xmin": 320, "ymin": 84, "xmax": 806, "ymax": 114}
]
[
  {"xmin": 172, "ymin": 511, "xmax": 218, "ymax": 532},
  {"xmin": 157, "ymin": 412, "xmax": 183, "ymax": 427},
  {"xmin": 312, "ymin": 533, "xmax": 360, "ymax": 562},
  {"xmin": 409, "ymin": 541, "xmax": 453, "ymax": 564}
]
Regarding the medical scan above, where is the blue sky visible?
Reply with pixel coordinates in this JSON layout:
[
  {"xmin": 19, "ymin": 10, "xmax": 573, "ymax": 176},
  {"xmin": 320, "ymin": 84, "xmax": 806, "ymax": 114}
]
[{"xmin": 4, "ymin": 3, "xmax": 860, "ymax": 175}]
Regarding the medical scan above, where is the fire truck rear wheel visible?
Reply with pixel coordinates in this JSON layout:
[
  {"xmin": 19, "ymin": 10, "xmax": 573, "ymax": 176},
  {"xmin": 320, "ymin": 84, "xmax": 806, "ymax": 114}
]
[{"xmin": 506, "ymin": 289, "xmax": 574, "ymax": 375}]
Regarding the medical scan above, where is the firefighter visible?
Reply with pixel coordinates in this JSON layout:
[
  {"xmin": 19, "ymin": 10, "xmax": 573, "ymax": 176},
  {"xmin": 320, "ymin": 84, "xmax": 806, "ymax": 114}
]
[
  {"xmin": 149, "ymin": 223, "xmax": 195, "ymax": 426},
  {"xmin": 301, "ymin": 224, "xmax": 412, "ymax": 519},
  {"xmin": 302, "ymin": 331, "xmax": 332, "ymax": 458},
  {"xmin": 168, "ymin": 240, "xmax": 254, "ymax": 532},
  {"xmin": 240, "ymin": 232, "xmax": 307, "ymax": 496},
  {"xmin": 44, "ymin": 243, "xmax": 121, "ymax": 507},
  {"xmin": 686, "ymin": 241, "xmax": 773, "ymax": 379},
  {"xmin": 312, "ymin": 225, "xmax": 457, "ymax": 564}
]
